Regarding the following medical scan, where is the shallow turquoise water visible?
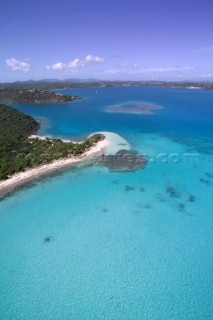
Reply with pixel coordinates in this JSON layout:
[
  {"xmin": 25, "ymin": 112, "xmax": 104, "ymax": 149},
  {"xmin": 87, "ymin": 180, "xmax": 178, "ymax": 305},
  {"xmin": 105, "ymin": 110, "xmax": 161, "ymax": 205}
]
[{"xmin": 0, "ymin": 87, "xmax": 213, "ymax": 319}]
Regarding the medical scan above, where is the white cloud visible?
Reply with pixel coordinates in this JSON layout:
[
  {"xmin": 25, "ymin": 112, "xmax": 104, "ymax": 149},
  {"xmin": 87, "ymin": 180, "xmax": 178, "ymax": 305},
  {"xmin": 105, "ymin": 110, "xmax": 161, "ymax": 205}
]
[
  {"xmin": 47, "ymin": 54, "xmax": 105, "ymax": 72},
  {"xmin": 46, "ymin": 62, "xmax": 65, "ymax": 70},
  {"xmin": 6, "ymin": 58, "xmax": 31, "ymax": 72},
  {"xmin": 68, "ymin": 58, "xmax": 85, "ymax": 68},
  {"xmin": 85, "ymin": 54, "xmax": 105, "ymax": 63}
]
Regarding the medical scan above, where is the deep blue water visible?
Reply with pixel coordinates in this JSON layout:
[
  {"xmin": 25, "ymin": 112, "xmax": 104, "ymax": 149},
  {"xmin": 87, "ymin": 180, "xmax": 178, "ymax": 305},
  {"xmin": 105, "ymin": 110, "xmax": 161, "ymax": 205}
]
[
  {"xmin": 0, "ymin": 86, "xmax": 213, "ymax": 319},
  {"xmin": 13, "ymin": 86, "xmax": 213, "ymax": 140}
]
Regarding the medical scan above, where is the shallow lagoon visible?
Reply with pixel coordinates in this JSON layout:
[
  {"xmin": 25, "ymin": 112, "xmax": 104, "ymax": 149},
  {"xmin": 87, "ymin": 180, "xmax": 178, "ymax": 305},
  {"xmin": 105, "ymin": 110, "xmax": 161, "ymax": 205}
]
[{"xmin": 0, "ymin": 86, "xmax": 213, "ymax": 319}]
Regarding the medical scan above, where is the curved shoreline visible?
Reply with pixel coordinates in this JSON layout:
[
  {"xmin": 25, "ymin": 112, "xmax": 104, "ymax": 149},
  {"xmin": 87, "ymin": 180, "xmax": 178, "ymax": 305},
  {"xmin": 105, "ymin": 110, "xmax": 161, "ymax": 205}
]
[{"xmin": 0, "ymin": 138, "xmax": 109, "ymax": 200}]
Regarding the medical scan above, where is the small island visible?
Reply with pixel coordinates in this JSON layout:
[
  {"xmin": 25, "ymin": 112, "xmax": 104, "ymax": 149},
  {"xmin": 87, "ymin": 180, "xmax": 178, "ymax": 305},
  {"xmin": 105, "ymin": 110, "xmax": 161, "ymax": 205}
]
[
  {"xmin": 0, "ymin": 88, "xmax": 80, "ymax": 104},
  {"xmin": 0, "ymin": 104, "xmax": 107, "ymax": 198}
]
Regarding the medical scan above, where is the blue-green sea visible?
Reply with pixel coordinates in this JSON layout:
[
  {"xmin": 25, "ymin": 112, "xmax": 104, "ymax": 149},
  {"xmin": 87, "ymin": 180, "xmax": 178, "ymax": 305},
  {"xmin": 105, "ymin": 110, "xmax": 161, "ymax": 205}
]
[{"xmin": 0, "ymin": 86, "xmax": 213, "ymax": 319}]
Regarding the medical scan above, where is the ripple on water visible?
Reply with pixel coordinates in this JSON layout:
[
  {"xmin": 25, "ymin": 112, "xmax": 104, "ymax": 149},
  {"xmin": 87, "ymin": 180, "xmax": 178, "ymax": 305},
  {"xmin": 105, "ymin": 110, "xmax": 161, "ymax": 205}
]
[{"xmin": 162, "ymin": 133, "xmax": 213, "ymax": 155}]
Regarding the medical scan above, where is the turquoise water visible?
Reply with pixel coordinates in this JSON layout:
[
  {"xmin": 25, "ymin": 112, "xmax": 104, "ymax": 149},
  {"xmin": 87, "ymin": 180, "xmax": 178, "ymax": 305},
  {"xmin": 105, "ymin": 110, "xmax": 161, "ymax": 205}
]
[{"xmin": 0, "ymin": 87, "xmax": 213, "ymax": 319}]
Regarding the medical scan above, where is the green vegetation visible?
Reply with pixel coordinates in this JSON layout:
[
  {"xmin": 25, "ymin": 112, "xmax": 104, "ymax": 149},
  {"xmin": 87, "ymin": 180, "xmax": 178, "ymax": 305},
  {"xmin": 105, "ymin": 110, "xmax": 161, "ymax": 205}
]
[
  {"xmin": 0, "ymin": 88, "xmax": 79, "ymax": 104},
  {"xmin": 0, "ymin": 104, "xmax": 104, "ymax": 180},
  {"xmin": 0, "ymin": 80, "xmax": 213, "ymax": 91}
]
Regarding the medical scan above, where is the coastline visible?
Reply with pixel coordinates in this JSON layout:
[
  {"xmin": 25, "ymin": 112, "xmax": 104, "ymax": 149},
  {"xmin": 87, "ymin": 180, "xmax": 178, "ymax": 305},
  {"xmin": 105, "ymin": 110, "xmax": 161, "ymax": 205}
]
[{"xmin": 0, "ymin": 138, "xmax": 109, "ymax": 200}]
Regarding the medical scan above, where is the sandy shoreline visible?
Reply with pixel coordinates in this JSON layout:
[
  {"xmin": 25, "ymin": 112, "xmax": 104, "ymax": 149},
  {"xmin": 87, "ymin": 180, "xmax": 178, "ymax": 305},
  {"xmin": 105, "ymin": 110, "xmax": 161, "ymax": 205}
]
[{"xmin": 0, "ymin": 138, "xmax": 109, "ymax": 199}]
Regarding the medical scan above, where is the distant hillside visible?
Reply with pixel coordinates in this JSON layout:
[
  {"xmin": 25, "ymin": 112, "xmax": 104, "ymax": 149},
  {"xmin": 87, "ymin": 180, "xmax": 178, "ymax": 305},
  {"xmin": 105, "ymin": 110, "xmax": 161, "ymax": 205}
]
[
  {"xmin": 0, "ymin": 104, "xmax": 40, "ymax": 139},
  {"xmin": 0, "ymin": 80, "xmax": 213, "ymax": 91}
]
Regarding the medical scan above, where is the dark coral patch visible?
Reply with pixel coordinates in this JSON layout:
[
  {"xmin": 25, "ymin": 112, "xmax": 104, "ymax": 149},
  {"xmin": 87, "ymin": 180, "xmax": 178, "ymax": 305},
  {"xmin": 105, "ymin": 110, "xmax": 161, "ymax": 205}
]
[
  {"xmin": 99, "ymin": 150, "xmax": 147, "ymax": 172},
  {"xmin": 111, "ymin": 180, "xmax": 119, "ymax": 184},
  {"xmin": 177, "ymin": 204, "xmax": 194, "ymax": 216},
  {"xmin": 200, "ymin": 178, "xmax": 211, "ymax": 185},
  {"xmin": 125, "ymin": 185, "xmax": 135, "ymax": 191},
  {"xmin": 44, "ymin": 236, "xmax": 52, "ymax": 243},
  {"xmin": 178, "ymin": 203, "xmax": 186, "ymax": 212},
  {"xmin": 105, "ymin": 101, "xmax": 163, "ymax": 115},
  {"xmin": 188, "ymin": 194, "xmax": 196, "ymax": 202},
  {"xmin": 205, "ymin": 172, "xmax": 213, "ymax": 179},
  {"xmin": 165, "ymin": 186, "xmax": 181, "ymax": 198}
]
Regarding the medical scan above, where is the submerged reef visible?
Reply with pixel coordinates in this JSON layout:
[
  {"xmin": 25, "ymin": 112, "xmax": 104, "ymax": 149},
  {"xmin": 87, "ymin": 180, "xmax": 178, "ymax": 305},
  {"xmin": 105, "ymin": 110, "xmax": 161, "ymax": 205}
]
[
  {"xmin": 44, "ymin": 236, "xmax": 52, "ymax": 243},
  {"xmin": 200, "ymin": 178, "xmax": 211, "ymax": 185},
  {"xmin": 188, "ymin": 194, "xmax": 196, "ymax": 202},
  {"xmin": 105, "ymin": 101, "xmax": 163, "ymax": 115},
  {"xmin": 178, "ymin": 203, "xmax": 186, "ymax": 212},
  {"xmin": 111, "ymin": 180, "xmax": 119, "ymax": 184},
  {"xmin": 125, "ymin": 185, "xmax": 135, "ymax": 191},
  {"xmin": 205, "ymin": 172, "xmax": 213, "ymax": 179},
  {"xmin": 165, "ymin": 186, "xmax": 181, "ymax": 198},
  {"xmin": 139, "ymin": 187, "xmax": 146, "ymax": 192}
]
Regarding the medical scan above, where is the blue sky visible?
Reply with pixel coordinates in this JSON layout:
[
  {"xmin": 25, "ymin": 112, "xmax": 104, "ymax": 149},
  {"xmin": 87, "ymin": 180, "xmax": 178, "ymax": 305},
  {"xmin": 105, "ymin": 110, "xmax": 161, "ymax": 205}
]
[{"xmin": 1, "ymin": 0, "xmax": 213, "ymax": 82}]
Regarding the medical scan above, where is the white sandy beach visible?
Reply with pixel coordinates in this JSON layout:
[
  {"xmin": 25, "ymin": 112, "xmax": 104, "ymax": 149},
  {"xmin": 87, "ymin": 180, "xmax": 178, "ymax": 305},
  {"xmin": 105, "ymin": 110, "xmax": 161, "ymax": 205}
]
[
  {"xmin": 92, "ymin": 131, "xmax": 131, "ymax": 154},
  {"xmin": 0, "ymin": 138, "xmax": 109, "ymax": 199}
]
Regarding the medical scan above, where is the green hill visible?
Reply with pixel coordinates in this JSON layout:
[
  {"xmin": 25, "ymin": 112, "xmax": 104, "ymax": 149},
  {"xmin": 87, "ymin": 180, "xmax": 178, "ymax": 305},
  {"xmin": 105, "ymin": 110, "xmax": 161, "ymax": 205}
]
[{"xmin": 0, "ymin": 104, "xmax": 103, "ymax": 180}]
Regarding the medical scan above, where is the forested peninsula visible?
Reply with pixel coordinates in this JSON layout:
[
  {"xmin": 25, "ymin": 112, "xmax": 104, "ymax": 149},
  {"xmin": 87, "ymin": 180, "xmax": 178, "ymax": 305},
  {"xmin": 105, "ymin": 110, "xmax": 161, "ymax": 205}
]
[
  {"xmin": 0, "ymin": 88, "xmax": 79, "ymax": 104},
  {"xmin": 0, "ymin": 104, "xmax": 104, "ymax": 180}
]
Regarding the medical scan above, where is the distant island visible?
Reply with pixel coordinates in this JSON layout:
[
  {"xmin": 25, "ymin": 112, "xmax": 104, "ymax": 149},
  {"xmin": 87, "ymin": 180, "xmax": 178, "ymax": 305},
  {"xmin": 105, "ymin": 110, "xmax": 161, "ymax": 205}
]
[
  {"xmin": 0, "ymin": 104, "xmax": 105, "ymax": 181},
  {"xmin": 0, "ymin": 81, "xmax": 213, "ymax": 105},
  {"xmin": 1, "ymin": 79, "xmax": 213, "ymax": 91},
  {"xmin": 0, "ymin": 88, "xmax": 80, "ymax": 104}
]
